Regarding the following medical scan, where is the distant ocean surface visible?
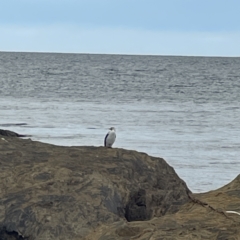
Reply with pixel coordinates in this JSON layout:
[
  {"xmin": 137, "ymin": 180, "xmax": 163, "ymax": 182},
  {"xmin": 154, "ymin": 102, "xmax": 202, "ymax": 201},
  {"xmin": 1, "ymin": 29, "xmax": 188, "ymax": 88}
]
[{"xmin": 1, "ymin": 51, "xmax": 240, "ymax": 193}]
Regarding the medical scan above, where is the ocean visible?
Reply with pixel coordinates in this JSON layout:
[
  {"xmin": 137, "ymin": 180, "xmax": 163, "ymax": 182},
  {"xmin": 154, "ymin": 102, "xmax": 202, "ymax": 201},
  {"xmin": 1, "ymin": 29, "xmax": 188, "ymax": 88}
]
[{"xmin": 0, "ymin": 51, "xmax": 240, "ymax": 193}]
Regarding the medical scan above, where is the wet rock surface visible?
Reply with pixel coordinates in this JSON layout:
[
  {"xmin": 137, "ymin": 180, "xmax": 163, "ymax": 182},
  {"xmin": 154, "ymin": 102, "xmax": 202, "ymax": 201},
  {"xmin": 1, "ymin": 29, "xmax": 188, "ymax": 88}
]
[
  {"xmin": 0, "ymin": 129, "xmax": 27, "ymax": 138},
  {"xmin": 0, "ymin": 134, "xmax": 191, "ymax": 240}
]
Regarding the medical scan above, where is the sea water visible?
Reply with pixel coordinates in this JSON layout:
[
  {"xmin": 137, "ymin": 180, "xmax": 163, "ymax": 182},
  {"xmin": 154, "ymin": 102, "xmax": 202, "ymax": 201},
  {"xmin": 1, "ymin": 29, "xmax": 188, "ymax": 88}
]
[{"xmin": 0, "ymin": 52, "xmax": 240, "ymax": 192}]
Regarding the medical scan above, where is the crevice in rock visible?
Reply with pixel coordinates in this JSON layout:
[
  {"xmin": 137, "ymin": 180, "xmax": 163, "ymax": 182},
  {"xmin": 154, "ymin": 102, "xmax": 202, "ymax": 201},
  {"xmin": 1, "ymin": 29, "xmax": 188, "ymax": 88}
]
[
  {"xmin": 187, "ymin": 193, "xmax": 240, "ymax": 223},
  {"xmin": 125, "ymin": 189, "xmax": 150, "ymax": 222}
]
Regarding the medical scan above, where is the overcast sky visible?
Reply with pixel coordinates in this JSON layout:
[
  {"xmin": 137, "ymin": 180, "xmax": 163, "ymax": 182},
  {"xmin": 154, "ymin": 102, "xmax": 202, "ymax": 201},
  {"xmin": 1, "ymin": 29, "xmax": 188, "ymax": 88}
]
[{"xmin": 1, "ymin": 0, "xmax": 240, "ymax": 56}]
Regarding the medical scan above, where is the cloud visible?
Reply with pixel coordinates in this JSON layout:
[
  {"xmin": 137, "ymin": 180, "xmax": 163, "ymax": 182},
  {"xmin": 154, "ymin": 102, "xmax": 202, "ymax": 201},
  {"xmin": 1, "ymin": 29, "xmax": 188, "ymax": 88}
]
[{"xmin": 1, "ymin": 24, "xmax": 240, "ymax": 56}]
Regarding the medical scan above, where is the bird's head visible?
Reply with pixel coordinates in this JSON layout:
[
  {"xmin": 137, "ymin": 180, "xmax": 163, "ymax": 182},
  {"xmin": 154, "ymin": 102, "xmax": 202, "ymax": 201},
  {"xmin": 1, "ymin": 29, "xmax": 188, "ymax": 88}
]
[{"xmin": 109, "ymin": 127, "xmax": 116, "ymax": 131}]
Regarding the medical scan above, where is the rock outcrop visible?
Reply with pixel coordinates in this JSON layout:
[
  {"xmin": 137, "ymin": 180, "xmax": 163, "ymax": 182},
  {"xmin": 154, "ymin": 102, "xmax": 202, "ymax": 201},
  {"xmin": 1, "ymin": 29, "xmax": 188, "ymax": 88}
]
[
  {"xmin": 0, "ymin": 134, "xmax": 191, "ymax": 240},
  {"xmin": 88, "ymin": 174, "xmax": 240, "ymax": 239},
  {"xmin": 0, "ymin": 129, "xmax": 27, "ymax": 138},
  {"xmin": 1, "ymin": 130, "xmax": 240, "ymax": 239}
]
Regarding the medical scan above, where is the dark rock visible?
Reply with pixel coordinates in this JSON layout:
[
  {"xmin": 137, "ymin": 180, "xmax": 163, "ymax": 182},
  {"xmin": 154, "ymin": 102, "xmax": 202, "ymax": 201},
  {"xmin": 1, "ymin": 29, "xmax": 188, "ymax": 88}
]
[
  {"xmin": 0, "ymin": 227, "xmax": 27, "ymax": 240},
  {"xmin": 0, "ymin": 129, "xmax": 27, "ymax": 138},
  {"xmin": 2, "ymin": 137, "xmax": 240, "ymax": 239},
  {"xmin": 0, "ymin": 137, "xmax": 190, "ymax": 240},
  {"xmin": 125, "ymin": 189, "xmax": 149, "ymax": 221}
]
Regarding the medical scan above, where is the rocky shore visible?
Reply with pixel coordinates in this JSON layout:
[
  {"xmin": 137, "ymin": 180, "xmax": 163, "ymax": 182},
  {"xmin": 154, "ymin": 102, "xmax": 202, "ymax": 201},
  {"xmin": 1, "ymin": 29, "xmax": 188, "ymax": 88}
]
[{"xmin": 0, "ymin": 130, "xmax": 240, "ymax": 240}]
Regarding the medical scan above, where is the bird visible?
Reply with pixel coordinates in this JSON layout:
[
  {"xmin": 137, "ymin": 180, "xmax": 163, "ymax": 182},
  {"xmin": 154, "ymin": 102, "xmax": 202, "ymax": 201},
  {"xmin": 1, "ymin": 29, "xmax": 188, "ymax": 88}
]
[{"xmin": 104, "ymin": 127, "xmax": 116, "ymax": 148}]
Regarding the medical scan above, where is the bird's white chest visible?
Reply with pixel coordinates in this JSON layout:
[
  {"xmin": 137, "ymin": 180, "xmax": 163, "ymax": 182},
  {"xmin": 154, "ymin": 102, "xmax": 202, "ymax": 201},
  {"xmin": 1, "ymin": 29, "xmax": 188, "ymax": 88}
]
[
  {"xmin": 105, "ymin": 131, "xmax": 116, "ymax": 147},
  {"xmin": 107, "ymin": 131, "xmax": 116, "ymax": 143}
]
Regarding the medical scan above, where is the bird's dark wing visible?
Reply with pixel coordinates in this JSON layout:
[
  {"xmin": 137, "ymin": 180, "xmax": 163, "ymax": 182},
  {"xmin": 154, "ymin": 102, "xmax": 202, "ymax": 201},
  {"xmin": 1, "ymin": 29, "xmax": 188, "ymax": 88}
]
[{"xmin": 104, "ymin": 133, "xmax": 109, "ymax": 146}]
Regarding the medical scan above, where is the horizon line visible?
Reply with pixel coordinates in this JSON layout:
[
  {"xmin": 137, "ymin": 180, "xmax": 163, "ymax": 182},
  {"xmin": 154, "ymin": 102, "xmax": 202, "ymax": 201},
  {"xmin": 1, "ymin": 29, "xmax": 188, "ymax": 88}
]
[{"xmin": 0, "ymin": 50, "xmax": 239, "ymax": 58}]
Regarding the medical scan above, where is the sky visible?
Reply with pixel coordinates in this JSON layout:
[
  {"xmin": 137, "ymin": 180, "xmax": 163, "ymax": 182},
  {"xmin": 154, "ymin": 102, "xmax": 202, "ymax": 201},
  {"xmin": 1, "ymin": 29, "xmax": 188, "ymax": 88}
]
[{"xmin": 1, "ymin": 0, "xmax": 240, "ymax": 56}]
